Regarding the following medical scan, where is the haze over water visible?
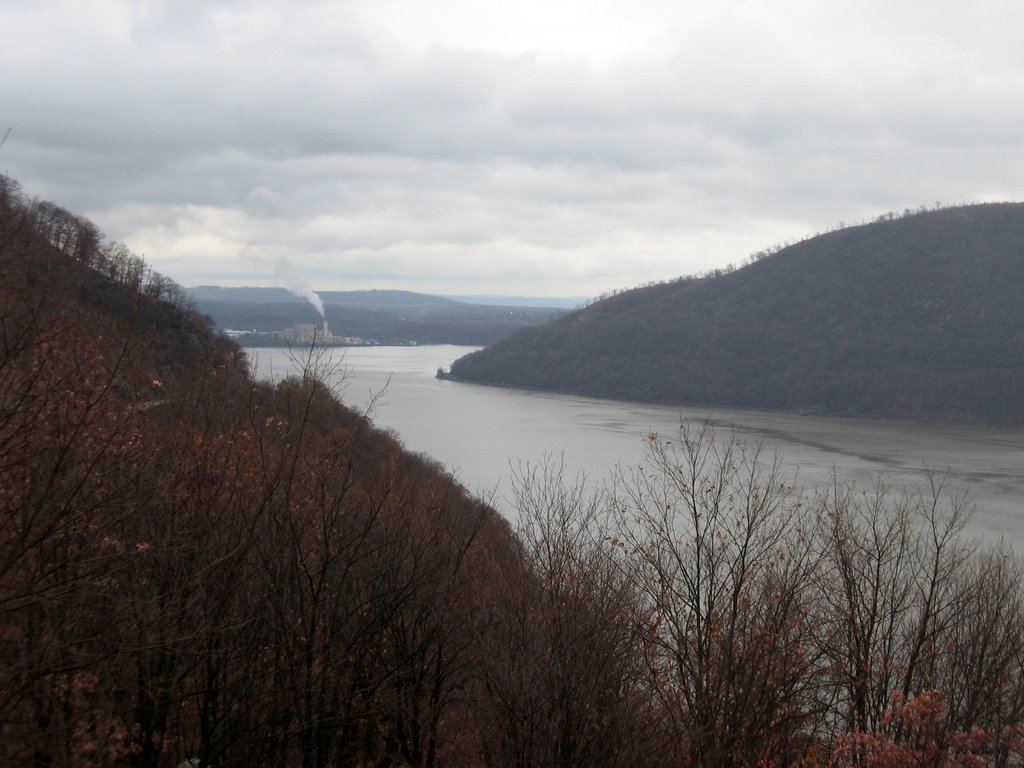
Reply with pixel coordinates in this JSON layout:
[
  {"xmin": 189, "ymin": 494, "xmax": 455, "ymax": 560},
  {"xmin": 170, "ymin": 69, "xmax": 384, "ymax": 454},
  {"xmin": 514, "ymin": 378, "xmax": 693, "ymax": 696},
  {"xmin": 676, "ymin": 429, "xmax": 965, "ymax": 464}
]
[{"xmin": 249, "ymin": 345, "xmax": 1024, "ymax": 549}]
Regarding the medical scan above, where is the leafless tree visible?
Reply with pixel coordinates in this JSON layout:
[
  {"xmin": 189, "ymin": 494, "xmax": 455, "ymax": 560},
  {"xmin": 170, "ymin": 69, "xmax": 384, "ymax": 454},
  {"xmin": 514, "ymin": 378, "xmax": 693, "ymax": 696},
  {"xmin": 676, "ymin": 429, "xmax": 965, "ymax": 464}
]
[
  {"xmin": 476, "ymin": 456, "xmax": 659, "ymax": 768},
  {"xmin": 611, "ymin": 423, "xmax": 826, "ymax": 767}
]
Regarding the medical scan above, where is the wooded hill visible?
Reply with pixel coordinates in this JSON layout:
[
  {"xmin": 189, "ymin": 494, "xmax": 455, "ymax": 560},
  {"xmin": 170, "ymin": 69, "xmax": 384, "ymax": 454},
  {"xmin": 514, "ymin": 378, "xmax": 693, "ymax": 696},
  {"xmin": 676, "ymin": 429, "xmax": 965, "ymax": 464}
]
[
  {"xmin": 188, "ymin": 285, "xmax": 565, "ymax": 345},
  {"xmin": 7, "ymin": 174, "xmax": 1024, "ymax": 768},
  {"xmin": 450, "ymin": 204, "xmax": 1024, "ymax": 425},
  {"xmin": 0, "ymin": 175, "xmax": 520, "ymax": 766}
]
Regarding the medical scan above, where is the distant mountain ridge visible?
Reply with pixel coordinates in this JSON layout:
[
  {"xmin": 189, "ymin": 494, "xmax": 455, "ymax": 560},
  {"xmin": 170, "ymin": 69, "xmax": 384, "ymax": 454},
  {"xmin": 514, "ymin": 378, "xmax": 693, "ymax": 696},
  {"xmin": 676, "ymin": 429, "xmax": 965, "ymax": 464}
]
[
  {"xmin": 188, "ymin": 286, "xmax": 566, "ymax": 345},
  {"xmin": 442, "ymin": 294, "xmax": 588, "ymax": 308},
  {"xmin": 188, "ymin": 287, "xmax": 586, "ymax": 310},
  {"xmin": 189, "ymin": 286, "xmax": 461, "ymax": 308},
  {"xmin": 449, "ymin": 203, "xmax": 1024, "ymax": 425}
]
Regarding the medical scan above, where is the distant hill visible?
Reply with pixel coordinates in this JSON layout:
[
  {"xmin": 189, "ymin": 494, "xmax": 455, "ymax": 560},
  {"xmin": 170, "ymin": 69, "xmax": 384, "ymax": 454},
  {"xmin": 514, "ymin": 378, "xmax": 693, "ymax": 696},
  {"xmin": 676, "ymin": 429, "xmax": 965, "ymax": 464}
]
[
  {"xmin": 442, "ymin": 294, "xmax": 589, "ymax": 308},
  {"xmin": 188, "ymin": 286, "xmax": 566, "ymax": 344},
  {"xmin": 450, "ymin": 203, "xmax": 1024, "ymax": 425}
]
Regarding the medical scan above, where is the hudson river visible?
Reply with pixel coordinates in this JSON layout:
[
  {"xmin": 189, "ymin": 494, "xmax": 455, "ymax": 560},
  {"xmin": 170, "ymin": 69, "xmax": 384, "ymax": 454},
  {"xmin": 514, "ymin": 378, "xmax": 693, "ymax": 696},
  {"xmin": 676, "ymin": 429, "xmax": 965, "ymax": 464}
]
[{"xmin": 248, "ymin": 345, "xmax": 1024, "ymax": 548}]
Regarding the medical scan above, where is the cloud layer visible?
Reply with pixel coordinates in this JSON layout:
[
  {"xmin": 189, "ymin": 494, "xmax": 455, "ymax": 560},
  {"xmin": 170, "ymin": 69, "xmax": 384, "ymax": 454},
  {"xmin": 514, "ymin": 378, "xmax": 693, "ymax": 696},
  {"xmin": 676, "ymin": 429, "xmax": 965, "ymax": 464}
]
[{"xmin": 3, "ymin": 0, "xmax": 1023, "ymax": 295}]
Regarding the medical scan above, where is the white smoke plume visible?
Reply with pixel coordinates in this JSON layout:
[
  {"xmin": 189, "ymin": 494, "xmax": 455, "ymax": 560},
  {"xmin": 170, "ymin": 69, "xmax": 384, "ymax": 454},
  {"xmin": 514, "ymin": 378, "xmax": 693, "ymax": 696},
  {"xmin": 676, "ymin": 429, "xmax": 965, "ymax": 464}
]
[{"xmin": 274, "ymin": 257, "xmax": 324, "ymax": 317}]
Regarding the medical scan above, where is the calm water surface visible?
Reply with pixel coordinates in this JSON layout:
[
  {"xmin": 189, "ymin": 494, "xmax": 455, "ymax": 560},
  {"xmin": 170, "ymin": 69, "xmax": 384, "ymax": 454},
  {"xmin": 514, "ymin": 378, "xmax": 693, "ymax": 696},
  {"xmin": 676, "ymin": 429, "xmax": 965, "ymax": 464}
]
[{"xmin": 248, "ymin": 345, "xmax": 1024, "ymax": 547}]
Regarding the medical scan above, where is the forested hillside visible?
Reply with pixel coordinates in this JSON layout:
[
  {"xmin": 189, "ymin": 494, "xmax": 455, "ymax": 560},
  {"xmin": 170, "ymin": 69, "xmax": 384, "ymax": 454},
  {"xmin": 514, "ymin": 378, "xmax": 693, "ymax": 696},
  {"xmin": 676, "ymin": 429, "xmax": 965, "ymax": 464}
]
[
  {"xmin": 450, "ymin": 204, "xmax": 1024, "ymax": 425},
  {"xmin": 0, "ymin": 175, "xmax": 523, "ymax": 766},
  {"xmin": 5, "ymin": 175, "xmax": 1024, "ymax": 768}
]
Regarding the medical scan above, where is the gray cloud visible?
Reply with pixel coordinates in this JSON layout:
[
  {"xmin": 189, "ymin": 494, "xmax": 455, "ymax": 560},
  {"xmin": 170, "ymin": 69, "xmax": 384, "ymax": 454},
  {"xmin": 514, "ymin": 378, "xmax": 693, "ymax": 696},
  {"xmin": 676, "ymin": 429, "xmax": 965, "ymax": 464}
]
[{"xmin": 2, "ymin": 0, "xmax": 1023, "ymax": 296}]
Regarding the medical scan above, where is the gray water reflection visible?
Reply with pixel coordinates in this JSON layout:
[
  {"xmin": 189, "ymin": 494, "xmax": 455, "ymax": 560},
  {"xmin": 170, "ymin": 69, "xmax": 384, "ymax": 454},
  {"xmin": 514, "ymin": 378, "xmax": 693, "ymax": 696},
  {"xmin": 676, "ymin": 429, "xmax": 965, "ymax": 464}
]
[{"xmin": 248, "ymin": 345, "xmax": 1024, "ymax": 548}]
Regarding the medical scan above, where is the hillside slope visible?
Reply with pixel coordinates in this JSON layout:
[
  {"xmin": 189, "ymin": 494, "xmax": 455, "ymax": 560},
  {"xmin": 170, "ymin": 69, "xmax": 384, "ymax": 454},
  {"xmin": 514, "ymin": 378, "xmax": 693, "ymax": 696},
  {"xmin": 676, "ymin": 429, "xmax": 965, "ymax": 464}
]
[
  {"xmin": 0, "ymin": 177, "xmax": 521, "ymax": 766},
  {"xmin": 450, "ymin": 204, "xmax": 1024, "ymax": 424}
]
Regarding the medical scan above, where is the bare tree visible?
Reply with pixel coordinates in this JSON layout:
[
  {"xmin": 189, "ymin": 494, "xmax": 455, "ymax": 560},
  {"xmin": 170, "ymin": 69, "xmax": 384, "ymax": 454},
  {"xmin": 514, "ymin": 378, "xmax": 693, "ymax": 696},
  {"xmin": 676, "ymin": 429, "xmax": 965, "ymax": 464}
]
[
  {"xmin": 611, "ymin": 423, "xmax": 825, "ymax": 767},
  {"xmin": 814, "ymin": 474, "xmax": 975, "ymax": 740},
  {"xmin": 476, "ymin": 456, "xmax": 658, "ymax": 768}
]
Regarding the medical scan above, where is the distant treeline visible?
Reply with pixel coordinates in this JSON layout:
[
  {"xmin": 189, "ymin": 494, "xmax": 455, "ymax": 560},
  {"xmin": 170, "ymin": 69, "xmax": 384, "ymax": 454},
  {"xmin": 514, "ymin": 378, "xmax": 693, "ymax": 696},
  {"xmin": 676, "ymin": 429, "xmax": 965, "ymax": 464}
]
[{"xmin": 194, "ymin": 292, "xmax": 564, "ymax": 346}]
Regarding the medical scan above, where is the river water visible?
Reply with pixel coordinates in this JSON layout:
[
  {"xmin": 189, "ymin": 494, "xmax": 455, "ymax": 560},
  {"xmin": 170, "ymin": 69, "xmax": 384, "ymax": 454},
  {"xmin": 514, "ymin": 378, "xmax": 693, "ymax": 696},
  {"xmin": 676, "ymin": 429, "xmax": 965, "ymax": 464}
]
[{"xmin": 248, "ymin": 345, "xmax": 1024, "ymax": 548}]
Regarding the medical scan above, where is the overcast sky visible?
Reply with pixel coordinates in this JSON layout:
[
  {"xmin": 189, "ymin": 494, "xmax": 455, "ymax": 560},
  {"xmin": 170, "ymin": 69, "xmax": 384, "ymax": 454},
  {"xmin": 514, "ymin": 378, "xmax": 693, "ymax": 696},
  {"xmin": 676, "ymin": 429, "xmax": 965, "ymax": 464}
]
[{"xmin": 2, "ymin": 0, "xmax": 1022, "ymax": 297}]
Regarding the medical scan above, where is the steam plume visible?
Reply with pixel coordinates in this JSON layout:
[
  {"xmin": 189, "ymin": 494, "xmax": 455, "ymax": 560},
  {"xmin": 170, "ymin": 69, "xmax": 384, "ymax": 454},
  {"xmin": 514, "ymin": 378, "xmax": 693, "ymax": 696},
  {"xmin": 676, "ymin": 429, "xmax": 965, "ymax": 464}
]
[{"xmin": 274, "ymin": 258, "xmax": 324, "ymax": 317}]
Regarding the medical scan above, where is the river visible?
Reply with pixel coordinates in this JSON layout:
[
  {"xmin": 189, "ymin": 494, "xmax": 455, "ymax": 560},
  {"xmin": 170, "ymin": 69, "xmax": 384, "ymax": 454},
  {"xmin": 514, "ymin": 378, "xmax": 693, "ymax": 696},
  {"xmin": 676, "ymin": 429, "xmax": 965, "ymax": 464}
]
[{"xmin": 247, "ymin": 345, "xmax": 1024, "ymax": 548}]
